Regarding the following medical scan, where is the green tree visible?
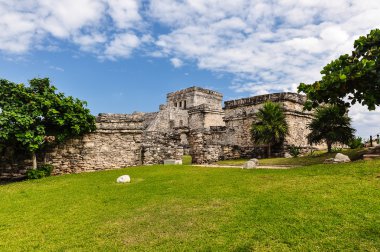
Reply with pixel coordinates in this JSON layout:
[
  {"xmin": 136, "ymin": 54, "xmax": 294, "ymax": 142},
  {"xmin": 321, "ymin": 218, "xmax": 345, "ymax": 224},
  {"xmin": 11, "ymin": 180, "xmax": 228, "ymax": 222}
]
[
  {"xmin": 307, "ymin": 105, "xmax": 355, "ymax": 153},
  {"xmin": 298, "ymin": 28, "xmax": 380, "ymax": 111},
  {"xmin": 0, "ymin": 78, "xmax": 96, "ymax": 169},
  {"xmin": 251, "ymin": 101, "xmax": 288, "ymax": 157}
]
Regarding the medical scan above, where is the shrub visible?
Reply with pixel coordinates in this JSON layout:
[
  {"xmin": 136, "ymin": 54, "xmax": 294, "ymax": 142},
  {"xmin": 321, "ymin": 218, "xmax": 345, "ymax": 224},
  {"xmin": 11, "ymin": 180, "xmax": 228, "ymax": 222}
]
[
  {"xmin": 26, "ymin": 169, "xmax": 46, "ymax": 179},
  {"xmin": 26, "ymin": 164, "xmax": 54, "ymax": 179},
  {"xmin": 39, "ymin": 164, "xmax": 54, "ymax": 176},
  {"xmin": 348, "ymin": 137, "xmax": 364, "ymax": 149},
  {"xmin": 288, "ymin": 145, "xmax": 301, "ymax": 157},
  {"xmin": 331, "ymin": 147, "xmax": 343, "ymax": 153}
]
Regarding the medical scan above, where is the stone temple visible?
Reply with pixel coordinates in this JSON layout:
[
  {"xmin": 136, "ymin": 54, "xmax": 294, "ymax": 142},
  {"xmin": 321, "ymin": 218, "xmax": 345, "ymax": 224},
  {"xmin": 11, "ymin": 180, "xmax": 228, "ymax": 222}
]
[{"xmin": 1, "ymin": 86, "xmax": 317, "ymax": 179}]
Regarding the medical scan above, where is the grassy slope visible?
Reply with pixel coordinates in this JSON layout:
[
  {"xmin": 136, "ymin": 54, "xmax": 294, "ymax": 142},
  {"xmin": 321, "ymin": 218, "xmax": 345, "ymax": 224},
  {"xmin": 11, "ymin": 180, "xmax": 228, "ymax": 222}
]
[
  {"xmin": 217, "ymin": 149, "xmax": 367, "ymax": 167},
  {"xmin": 1, "ymin": 160, "xmax": 380, "ymax": 251}
]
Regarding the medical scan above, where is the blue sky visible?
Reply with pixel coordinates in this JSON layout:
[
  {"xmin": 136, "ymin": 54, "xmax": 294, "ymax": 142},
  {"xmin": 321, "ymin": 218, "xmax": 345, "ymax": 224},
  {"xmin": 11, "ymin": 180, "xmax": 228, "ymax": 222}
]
[
  {"xmin": 1, "ymin": 0, "xmax": 380, "ymax": 138},
  {"xmin": 0, "ymin": 49, "xmax": 234, "ymax": 114}
]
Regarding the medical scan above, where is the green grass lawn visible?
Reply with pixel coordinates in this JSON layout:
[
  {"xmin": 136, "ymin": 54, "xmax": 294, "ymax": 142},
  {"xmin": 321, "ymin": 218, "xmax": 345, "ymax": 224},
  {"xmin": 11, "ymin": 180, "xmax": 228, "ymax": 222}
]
[
  {"xmin": 1, "ymin": 160, "xmax": 380, "ymax": 251},
  {"xmin": 217, "ymin": 148, "xmax": 367, "ymax": 167}
]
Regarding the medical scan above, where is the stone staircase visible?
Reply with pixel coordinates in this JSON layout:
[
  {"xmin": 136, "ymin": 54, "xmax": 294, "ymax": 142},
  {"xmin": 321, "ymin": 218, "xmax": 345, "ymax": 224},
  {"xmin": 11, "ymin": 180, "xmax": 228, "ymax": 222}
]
[{"xmin": 363, "ymin": 145, "xmax": 380, "ymax": 160}]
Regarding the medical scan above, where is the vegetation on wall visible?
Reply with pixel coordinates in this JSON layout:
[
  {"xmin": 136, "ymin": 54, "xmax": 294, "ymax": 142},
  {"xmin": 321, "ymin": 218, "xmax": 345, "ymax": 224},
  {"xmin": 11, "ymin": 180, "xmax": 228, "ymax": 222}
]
[
  {"xmin": 298, "ymin": 28, "xmax": 380, "ymax": 111},
  {"xmin": 0, "ymin": 78, "xmax": 96, "ymax": 169},
  {"xmin": 251, "ymin": 101, "xmax": 288, "ymax": 157}
]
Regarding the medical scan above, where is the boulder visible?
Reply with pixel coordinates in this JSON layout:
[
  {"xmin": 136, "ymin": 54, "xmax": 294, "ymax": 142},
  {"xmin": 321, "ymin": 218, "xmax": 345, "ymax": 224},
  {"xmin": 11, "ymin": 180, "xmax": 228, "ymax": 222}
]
[
  {"xmin": 324, "ymin": 153, "xmax": 351, "ymax": 164},
  {"xmin": 335, "ymin": 153, "xmax": 351, "ymax": 162},
  {"xmin": 243, "ymin": 158, "xmax": 259, "ymax": 169},
  {"xmin": 117, "ymin": 175, "xmax": 131, "ymax": 183}
]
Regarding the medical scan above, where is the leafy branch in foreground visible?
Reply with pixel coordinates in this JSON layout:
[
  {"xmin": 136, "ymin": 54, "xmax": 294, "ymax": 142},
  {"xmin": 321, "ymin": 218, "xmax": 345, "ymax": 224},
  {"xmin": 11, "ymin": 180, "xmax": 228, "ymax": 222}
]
[{"xmin": 299, "ymin": 28, "xmax": 380, "ymax": 111}]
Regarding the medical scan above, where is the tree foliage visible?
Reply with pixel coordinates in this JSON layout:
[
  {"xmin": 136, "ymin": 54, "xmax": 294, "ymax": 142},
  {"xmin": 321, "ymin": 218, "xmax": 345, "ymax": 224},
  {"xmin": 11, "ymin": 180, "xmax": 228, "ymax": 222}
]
[
  {"xmin": 250, "ymin": 101, "xmax": 288, "ymax": 157},
  {"xmin": 347, "ymin": 136, "xmax": 364, "ymax": 149},
  {"xmin": 0, "ymin": 78, "xmax": 96, "ymax": 168},
  {"xmin": 307, "ymin": 105, "xmax": 355, "ymax": 153},
  {"xmin": 298, "ymin": 28, "xmax": 380, "ymax": 111}
]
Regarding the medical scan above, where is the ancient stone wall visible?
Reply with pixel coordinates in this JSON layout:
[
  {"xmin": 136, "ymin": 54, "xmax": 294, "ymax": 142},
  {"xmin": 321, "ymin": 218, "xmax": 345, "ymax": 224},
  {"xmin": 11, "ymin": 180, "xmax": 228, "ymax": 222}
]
[
  {"xmin": 0, "ymin": 150, "xmax": 31, "ymax": 180},
  {"xmin": 188, "ymin": 105, "xmax": 225, "ymax": 130},
  {"xmin": 0, "ymin": 113, "xmax": 185, "ymax": 180},
  {"xmin": 188, "ymin": 130, "xmax": 222, "ymax": 164},
  {"xmin": 142, "ymin": 112, "xmax": 158, "ymax": 129},
  {"xmin": 142, "ymin": 131, "xmax": 184, "ymax": 165},
  {"xmin": 1, "ymin": 88, "xmax": 322, "ymax": 178},
  {"xmin": 146, "ymin": 106, "xmax": 189, "ymax": 132},
  {"xmin": 188, "ymin": 127, "xmax": 279, "ymax": 164},
  {"xmin": 167, "ymin": 86, "xmax": 223, "ymax": 110},
  {"xmin": 224, "ymin": 92, "xmax": 313, "ymax": 149},
  {"xmin": 188, "ymin": 93, "xmax": 317, "ymax": 164},
  {"xmin": 0, "ymin": 113, "xmax": 144, "ymax": 180}
]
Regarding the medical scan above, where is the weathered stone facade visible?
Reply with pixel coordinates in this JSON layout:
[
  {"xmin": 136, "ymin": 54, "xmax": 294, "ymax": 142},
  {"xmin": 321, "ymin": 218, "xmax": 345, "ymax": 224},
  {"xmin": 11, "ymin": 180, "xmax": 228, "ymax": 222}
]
[
  {"xmin": 1, "ymin": 86, "xmax": 319, "ymax": 180},
  {"xmin": 0, "ymin": 113, "xmax": 183, "ymax": 179},
  {"xmin": 187, "ymin": 92, "xmax": 320, "ymax": 164},
  {"xmin": 223, "ymin": 93, "xmax": 315, "ymax": 150}
]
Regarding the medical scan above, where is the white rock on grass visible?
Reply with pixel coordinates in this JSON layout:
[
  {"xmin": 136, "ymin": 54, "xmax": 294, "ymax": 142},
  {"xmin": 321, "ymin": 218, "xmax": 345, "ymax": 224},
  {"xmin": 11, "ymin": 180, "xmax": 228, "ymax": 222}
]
[
  {"xmin": 334, "ymin": 153, "xmax": 351, "ymax": 162},
  {"xmin": 324, "ymin": 153, "xmax": 351, "ymax": 164},
  {"xmin": 243, "ymin": 158, "xmax": 259, "ymax": 169},
  {"xmin": 116, "ymin": 175, "xmax": 131, "ymax": 183}
]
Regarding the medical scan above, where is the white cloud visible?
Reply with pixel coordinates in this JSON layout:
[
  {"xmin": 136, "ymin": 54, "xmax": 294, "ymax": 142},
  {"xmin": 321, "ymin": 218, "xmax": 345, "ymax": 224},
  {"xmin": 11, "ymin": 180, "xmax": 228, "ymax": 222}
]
[
  {"xmin": 149, "ymin": 1, "xmax": 380, "ymax": 95},
  {"xmin": 107, "ymin": 0, "xmax": 141, "ymax": 29},
  {"xmin": 147, "ymin": 0, "xmax": 380, "ymax": 135},
  {"xmin": 1, "ymin": 0, "xmax": 380, "ymax": 134},
  {"xmin": 170, "ymin": 58, "xmax": 183, "ymax": 68},
  {"xmin": 49, "ymin": 65, "xmax": 64, "ymax": 72},
  {"xmin": 104, "ymin": 33, "xmax": 140, "ymax": 59},
  {"xmin": 349, "ymin": 104, "xmax": 380, "ymax": 139},
  {"xmin": 0, "ymin": 0, "xmax": 142, "ymax": 57}
]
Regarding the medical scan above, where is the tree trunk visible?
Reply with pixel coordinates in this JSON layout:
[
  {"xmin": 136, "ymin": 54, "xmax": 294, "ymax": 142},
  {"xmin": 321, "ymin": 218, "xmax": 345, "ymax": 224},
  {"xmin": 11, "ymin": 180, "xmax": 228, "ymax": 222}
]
[
  {"xmin": 327, "ymin": 142, "xmax": 332, "ymax": 153},
  {"xmin": 32, "ymin": 152, "xmax": 37, "ymax": 170},
  {"xmin": 267, "ymin": 144, "xmax": 271, "ymax": 158}
]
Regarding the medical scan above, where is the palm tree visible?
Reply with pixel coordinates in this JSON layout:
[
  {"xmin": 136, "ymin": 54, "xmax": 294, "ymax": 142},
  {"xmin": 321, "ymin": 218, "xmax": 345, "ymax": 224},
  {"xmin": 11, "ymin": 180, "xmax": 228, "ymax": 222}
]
[
  {"xmin": 307, "ymin": 105, "xmax": 355, "ymax": 152},
  {"xmin": 251, "ymin": 101, "xmax": 288, "ymax": 157}
]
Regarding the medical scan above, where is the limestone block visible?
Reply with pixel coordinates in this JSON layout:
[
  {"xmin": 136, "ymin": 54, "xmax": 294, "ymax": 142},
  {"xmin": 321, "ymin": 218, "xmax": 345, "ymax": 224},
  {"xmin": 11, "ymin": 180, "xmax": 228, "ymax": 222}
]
[
  {"xmin": 243, "ymin": 158, "xmax": 259, "ymax": 169},
  {"xmin": 164, "ymin": 159, "xmax": 183, "ymax": 165},
  {"xmin": 284, "ymin": 153, "xmax": 292, "ymax": 158},
  {"xmin": 116, "ymin": 175, "xmax": 131, "ymax": 183}
]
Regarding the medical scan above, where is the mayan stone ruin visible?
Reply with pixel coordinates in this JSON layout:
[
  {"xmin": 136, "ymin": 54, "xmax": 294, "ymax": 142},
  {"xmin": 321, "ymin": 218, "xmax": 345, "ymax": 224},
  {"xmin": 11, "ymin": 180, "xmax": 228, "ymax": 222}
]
[{"xmin": 1, "ymin": 86, "xmax": 318, "ymax": 179}]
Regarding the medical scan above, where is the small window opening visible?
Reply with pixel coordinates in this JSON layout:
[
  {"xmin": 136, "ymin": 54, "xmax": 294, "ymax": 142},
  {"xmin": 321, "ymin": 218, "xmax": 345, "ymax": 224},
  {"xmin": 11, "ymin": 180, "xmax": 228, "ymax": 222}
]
[
  {"xmin": 169, "ymin": 120, "xmax": 175, "ymax": 129},
  {"xmin": 179, "ymin": 101, "xmax": 182, "ymax": 107},
  {"xmin": 183, "ymin": 100, "xmax": 187, "ymax": 109}
]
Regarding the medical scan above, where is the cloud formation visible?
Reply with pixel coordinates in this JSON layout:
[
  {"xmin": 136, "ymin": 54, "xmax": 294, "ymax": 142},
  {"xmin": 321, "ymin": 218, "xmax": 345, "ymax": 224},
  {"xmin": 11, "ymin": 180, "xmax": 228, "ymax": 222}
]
[
  {"xmin": 1, "ymin": 0, "xmax": 380, "ymax": 136},
  {"xmin": 1, "ymin": 0, "xmax": 379, "ymax": 85},
  {"xmin": 151, "ymin": 0, "xmax": 380, "ymax": 94},
  {"xmin": 0, "ymin": 0, "xmax": 142, "ymax": 58}
]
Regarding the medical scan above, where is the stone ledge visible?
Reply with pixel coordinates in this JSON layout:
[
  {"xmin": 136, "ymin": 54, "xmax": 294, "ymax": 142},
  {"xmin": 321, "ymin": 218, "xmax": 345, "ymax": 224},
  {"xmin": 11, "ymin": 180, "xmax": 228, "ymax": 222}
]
[
  {"xmin": 167, "ymin": 86, "xmax": 223, "ymax": 99},
  {"xmin": 224, "ymin": 92, "xmax": 306, "ymax": 109}
]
